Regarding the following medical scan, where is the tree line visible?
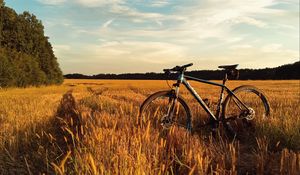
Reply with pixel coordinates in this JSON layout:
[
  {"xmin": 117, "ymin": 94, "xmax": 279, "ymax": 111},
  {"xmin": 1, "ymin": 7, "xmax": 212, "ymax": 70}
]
[
  {"xmin": 0, "ymin": 0, "xmax": 63, "ymax": 87},
  {"xmin": 65, "ymin": 61, "xmax": 300, "ymax": 80}
]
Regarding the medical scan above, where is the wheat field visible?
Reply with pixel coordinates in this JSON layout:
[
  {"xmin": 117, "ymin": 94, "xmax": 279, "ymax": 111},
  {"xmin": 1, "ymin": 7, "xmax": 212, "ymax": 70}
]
[{"xmin": 0, "ymin": 79, "xmax": 299, "ymax": 174}]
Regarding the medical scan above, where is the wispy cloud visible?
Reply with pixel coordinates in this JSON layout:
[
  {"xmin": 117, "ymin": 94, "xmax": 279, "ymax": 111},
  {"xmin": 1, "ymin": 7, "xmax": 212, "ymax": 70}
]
[
  {"xmin": 75, "ymin": 0, "xmax": 124, "ymax": 7},
  {"xmin": 37, "ymin": 0, "xmax": 66, "ymax": 5},
  {"xmin": 84, "ymin": 41, "xmax": 188, "ymax": 64},
  {"xmin": 102, "ymin": 19, "xmax": 114, "ymax": 28},
  {"xmin": 234, "ymin": 17, "xmax": 267, "ymax": 28},
  {"xmin": 149, "ymin": 0, "xmax": 170, "ymax": 7},
  {"xmin": 20, "ymin": 0, "xmax": 298, "ymax": 73}
]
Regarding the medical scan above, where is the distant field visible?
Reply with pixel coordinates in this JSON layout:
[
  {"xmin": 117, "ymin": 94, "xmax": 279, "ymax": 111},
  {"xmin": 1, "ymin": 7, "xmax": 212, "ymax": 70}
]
[{"xmin": 0, "ymin": 79, "xmax": 299, "ymax": 174}]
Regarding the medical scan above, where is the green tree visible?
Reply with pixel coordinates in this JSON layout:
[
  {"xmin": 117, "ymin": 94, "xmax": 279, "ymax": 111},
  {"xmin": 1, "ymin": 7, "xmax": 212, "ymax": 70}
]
[
  {"xmin": 0, "ymin": 2, "xmax": 63, "ymax": 87},
  {"xmin": 0, "ymin": 1, "xmax": 5, "ymax": 46},
  {"xmin": 0, "ymin": 51, "xmax": 14, "ymax": 87}
]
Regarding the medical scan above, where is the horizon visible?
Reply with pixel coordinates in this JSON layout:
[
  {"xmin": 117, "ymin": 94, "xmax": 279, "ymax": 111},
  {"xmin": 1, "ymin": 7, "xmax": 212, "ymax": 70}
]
[
  {"xmin": 65, "ymin": 60, "xmax": 298, "ymax": 76},
  {"xmin": 5, "ymin": 0, "xmax": 300, "ymax": 74}
]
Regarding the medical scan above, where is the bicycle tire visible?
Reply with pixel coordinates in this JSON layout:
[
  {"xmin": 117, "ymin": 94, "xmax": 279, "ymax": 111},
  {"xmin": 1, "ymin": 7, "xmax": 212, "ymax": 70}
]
[
  {"xmin": 139, "ymin": 90, "xmax": 192, "ymax": 132},
  {"xmin": 222, "ymin": 85, "xmax": 271, "ymax": 138}
]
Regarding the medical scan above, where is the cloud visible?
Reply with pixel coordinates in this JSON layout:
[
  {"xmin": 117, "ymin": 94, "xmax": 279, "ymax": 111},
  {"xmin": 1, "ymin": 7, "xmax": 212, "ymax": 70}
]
[
  {"xmin": 223, "ymin": 43, "xmax": 299, "ymax": 68},
  {"xmin": 150, "ymin": 0, "xmax": 169, "ymax": 7},
  {"xmin": 102, "ymin": 19, "xmax": 114, "ymax": 28},
  {"xmin": 53, "ymin": 44, "xmax": 71, "ymax": 55},
  {"xmin": 109, "ymin": 4, "xmax": 165, "ymax": 19},
  {"xmin": 30, "ymin": 0, "xmax": 298, "ymax": 73},
  {"xmin": 58, "ymin": 41, "xmax": 190, "ymax": 73},
  {"xmin": 261, "ymin": 44, "xmax": 299, "ymax": 58},
  {"xmin": 234, "ymin": 17, "xmax": 267, "ymax": 28},
  {"xmin": 89, "ymin": 0, "xmax": 280, "ymax": 45},
  {"xmin": 82, "ymin": 41, "xmax": 188, "ymax": 64},
  {"xmin": 230, "ymin": 44, "xmax": 254, "ymax": 50},
  {"xmin": 37, "ymin": 0, "xmax": 66, "ymax": 5},
  {"xmin": 262, "ymin": 44, "xmax": 283, "ymax": 52},
  {"xmin": 75, "ymin": 0, "xmax": 124, "ymax": 7}
]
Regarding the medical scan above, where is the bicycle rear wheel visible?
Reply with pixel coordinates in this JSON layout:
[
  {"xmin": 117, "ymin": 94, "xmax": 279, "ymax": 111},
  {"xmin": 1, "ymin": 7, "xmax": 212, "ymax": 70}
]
[
  {"xmin": 139, "ymin": 90, "xmax": 192, "ymax": 133},
  {"xmin": 222, "ymin": 85, "xmax": 271, "ymax": 139}
]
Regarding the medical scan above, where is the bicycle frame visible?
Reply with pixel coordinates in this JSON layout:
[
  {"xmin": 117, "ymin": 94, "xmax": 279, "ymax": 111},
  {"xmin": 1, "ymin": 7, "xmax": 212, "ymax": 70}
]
[{"xmin": 172, "ymin": 72, "xmax": 250, "ymax": 124}]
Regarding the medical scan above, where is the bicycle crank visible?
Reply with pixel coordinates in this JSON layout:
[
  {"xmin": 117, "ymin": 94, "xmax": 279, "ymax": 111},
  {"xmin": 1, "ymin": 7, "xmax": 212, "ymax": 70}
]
[{"xmin": 240, "ymin": 108, "xmax": 255, "ymax": 120}]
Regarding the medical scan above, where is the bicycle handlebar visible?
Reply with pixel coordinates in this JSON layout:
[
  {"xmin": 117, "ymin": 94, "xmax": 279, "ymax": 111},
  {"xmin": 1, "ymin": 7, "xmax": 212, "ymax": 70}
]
[{"xmin": 163, "ymin": 63, "xmax": 193, "ymax": 74}]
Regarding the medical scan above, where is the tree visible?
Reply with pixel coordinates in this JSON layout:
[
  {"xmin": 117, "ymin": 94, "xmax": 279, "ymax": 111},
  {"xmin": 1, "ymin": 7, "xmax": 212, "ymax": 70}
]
[
  {"xmin": 0, "ymin": 0, "xmax": 4, "ymax": 7},
  {"xmin": 0, "ymin": 3, "xmax": 63, "ymax": 87},
  {"xmin": 0, "ymin": 51, "xmax": 14, "ymax": 87}
]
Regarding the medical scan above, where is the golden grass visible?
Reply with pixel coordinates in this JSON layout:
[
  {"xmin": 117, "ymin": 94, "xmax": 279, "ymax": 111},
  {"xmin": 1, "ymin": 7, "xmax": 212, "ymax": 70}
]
[{"xmin": 0, "ymin": 79, "xmax": 299, "ymax": 174}]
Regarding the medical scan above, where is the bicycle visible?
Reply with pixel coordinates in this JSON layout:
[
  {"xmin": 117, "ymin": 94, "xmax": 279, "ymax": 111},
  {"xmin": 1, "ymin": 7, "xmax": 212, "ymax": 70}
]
[{"xmin": 139, "ymin": 63, "xmax": 271, "ymax": 138}]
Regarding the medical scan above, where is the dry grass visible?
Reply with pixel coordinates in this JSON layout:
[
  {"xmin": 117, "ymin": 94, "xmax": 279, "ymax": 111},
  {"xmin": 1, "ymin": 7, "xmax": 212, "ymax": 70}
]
[{"xmin": 0, "ymin": 79, "xmax": 299, "ymax": 174}]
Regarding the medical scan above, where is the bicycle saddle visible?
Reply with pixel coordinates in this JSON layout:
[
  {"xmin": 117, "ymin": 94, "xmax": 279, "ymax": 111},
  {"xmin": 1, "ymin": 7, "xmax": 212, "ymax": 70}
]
[{"xmin": 218, "ymin": 64, "xmax": 239, "ymax": 70}]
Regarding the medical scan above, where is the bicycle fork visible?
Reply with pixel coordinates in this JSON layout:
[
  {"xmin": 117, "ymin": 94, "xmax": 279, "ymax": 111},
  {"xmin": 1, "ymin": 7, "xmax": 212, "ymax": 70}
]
[{"xmin": 162, "ymin": 74, "xmax": 183, "ymax": 128}]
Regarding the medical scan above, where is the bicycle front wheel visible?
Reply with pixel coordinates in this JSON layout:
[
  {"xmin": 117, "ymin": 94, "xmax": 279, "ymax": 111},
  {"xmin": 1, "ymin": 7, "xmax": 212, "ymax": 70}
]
[
  {"xmin": 139, "ymin": 90, "xmax": 192, "ymax": 133},
  {"xmin": 222, "ymin": 85, "xmax": 271, "ymax": 138}
]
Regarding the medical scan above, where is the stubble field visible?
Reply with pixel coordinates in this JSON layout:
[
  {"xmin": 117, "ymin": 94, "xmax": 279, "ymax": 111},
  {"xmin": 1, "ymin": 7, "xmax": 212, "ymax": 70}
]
[{"xmin": 0, "ymin": 79, "xmax": 299, "ymax": 174}]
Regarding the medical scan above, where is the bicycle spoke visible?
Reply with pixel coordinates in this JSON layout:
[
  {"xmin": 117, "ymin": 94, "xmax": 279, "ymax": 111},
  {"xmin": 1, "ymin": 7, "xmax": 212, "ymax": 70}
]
[
  {"xmin": 231, "ymin": 96, "xmax": 244, "ymax": 111},
  {"xmin": 223, "ymin": 85, "xmax": 270, "ymax": 139}
]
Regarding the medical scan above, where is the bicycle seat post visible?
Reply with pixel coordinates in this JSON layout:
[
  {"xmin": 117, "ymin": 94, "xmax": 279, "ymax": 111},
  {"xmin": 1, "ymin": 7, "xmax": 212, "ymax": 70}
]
[{"xmin": 223, "ymin": 71, "xmax": 228, "ymax": 85}]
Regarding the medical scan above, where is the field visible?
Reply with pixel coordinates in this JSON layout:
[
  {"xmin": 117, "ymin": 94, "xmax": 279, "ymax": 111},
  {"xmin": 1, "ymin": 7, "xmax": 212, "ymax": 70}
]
[{"xmin": 0, "ymin": 79, "xmax": 299, "ymax": 174}]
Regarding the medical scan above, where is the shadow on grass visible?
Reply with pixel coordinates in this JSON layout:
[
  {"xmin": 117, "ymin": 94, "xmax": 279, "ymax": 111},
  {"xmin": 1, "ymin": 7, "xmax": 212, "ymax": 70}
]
[{"xmin": 0, "ymin": 90, "xmax": 84, "ymax": 174}]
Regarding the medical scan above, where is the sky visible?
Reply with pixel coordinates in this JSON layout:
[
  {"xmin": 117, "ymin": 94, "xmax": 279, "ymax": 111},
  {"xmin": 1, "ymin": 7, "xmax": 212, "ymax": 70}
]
[{"xmin": 5, "ymin": 0, "xmax": 300, "ymax": 74}]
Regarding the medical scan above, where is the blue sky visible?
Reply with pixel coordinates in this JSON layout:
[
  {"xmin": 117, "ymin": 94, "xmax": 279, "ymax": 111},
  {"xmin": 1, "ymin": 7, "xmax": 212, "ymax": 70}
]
[{"xmin": 5, "ymin": 0, "xmax": 299, "ymax": 74}]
